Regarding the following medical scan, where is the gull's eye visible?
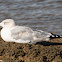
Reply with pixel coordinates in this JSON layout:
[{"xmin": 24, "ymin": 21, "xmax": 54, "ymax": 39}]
[{"xmin": 4, "ymin": 22, "xmax": 9, "ymax": 25}]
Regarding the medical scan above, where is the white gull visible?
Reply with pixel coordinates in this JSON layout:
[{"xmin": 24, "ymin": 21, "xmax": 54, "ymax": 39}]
[{"xmin": 0, "ymin": 19, "xmax": 61, "ymax": 44}]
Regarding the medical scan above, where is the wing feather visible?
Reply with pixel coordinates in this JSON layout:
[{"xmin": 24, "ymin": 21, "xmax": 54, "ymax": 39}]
[
  {"xmin": 11, "ymin": 26, "xmax": 52, "ymax": 42},
  {"xmin": 11, "ymin": 26, "xmax": 33, "ymax": 40}
]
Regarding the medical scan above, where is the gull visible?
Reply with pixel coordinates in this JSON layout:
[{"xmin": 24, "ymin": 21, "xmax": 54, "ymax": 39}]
[{"xmin": 0, "ymin": 19, "xmax": 62, "ymax": 44}]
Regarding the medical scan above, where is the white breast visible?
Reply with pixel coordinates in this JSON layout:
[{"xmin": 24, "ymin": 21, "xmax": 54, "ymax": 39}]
[{"xmin": 1, "ymin": 28, "xmax": 13, "ymax": 42}]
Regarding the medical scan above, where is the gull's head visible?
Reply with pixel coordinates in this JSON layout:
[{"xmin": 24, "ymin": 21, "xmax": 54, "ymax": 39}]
[{"xmin": 0, "ymin": 19, "xmax": 15, "ymax": 28}]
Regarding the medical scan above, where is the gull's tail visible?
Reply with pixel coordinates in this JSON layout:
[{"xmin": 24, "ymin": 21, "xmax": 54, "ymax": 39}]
[{"xmin": 50, "ymin": 33, "xmax": 62, "ymax": 39}]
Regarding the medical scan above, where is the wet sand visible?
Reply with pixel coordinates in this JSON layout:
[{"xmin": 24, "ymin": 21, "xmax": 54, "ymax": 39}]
[{"xmin": 0, "ymin": 36, "xmax": 62, "ymax": 62}]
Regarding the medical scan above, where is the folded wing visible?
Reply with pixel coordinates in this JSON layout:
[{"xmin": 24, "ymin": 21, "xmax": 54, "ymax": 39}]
[{"xmin": 11, "ymin": 26, "xmax": 52, "ymax": 43}]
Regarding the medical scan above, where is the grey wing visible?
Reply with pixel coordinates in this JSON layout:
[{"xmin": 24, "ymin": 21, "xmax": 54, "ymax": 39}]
[
  {"xmin": 33, "ymin": 30, "xmax": 52, "ymax": 38},
  {"xmin": 32, "ymin": 29, "xmax": 52, "ymax": 42},
  {"xmin": 11, "ymin": 26, "xmax": 33, "ymax": 40}
]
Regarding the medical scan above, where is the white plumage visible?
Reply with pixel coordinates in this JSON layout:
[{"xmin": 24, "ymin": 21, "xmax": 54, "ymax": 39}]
[{"xmin": 0, "ymin": 19, "xmax": 52, "ymax": 44}]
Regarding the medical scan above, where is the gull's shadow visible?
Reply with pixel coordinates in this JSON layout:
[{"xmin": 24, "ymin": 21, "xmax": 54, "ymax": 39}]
[{"xmin": 36, "ymin": 41, "xmax": 62, "ymax": 46}]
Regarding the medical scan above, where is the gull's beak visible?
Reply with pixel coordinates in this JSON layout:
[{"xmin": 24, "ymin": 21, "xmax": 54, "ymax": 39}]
[{"xmin": 0, "ymin": 23, "xmax": 3, "ymax": 30}]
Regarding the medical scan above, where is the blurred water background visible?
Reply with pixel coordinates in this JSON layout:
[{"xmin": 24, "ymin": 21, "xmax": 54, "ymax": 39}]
[{"xmin": 0, "ymin": 0, "xmax": 62, "ymax": 35}]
